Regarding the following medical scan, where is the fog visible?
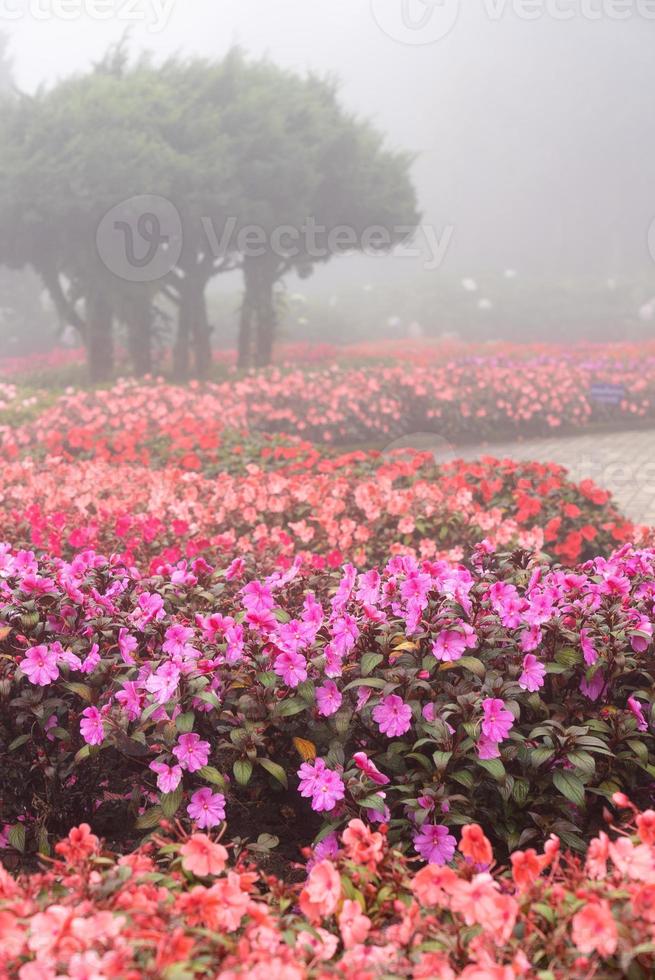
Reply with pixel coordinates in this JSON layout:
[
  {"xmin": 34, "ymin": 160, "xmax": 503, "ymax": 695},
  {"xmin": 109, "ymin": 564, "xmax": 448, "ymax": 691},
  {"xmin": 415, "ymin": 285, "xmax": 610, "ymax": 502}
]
[{"xmin": 2, "ymin": 1, "xmax": 655, "ymax": 347}]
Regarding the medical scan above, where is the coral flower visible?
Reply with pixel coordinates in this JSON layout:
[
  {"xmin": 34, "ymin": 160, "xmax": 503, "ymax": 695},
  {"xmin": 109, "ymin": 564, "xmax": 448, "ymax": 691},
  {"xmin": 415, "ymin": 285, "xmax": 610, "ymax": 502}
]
[
  {"xmin": 180, "ymin": 834, "xmax": 228, "ymax": 877},
  {"xmin": 459, "ymin": 824, "xmax": 493, "ymax": 866},
  {"xmin": 299, "ymin": 859, "xmax": 342, "ymax": 922},
  {"xmin": 571, "ymin": 901, "xmax": 618, "ymax": 956}
]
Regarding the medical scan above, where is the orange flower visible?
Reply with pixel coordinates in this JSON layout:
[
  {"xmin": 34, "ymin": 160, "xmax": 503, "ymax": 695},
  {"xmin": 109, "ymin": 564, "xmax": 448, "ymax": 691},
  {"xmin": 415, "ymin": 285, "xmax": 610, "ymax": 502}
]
[
  {"xmin": 510, "ymin": 849, "xmax": 541, "ymax": 891},
  {"xmin": 571, "ymin": 901, "xmax": 618, "ymax": 957},
  {"xmin": 54, "ymin": 823, "xmax": 99, "ymax": 864},
  {"xmin": 459, "ymin": 824, "xmax": 493, "ymax": 866},
  {"xmin": 180, "ymin": 834, "xmax": 228, "ymax": 877},
  {"xmin": 411, "ymin": 864, "xmax": 459, "ymax": 908}
]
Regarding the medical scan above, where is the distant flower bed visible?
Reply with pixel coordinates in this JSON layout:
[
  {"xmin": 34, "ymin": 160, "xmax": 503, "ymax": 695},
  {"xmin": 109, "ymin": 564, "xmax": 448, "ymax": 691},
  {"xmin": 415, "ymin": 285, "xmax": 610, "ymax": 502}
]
[
  {"xmin": 2, "ymin": 343, "xmax": 655, "ymax": 459},
  {"xmin": 2, "ymin": 797, "xmax": 655, "ymax": 978}
]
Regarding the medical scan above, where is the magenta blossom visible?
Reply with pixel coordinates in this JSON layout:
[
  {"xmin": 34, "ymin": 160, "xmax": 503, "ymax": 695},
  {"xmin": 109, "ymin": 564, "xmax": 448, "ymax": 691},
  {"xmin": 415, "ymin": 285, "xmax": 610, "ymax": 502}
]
[
  {"xmin": 519, "ymin": 654, "xmax": 546, "ymax": 693},
  {"xmin": 297, "ymin": 758, "xmax": 345, "ymax": 812},
  {"xmin": 352, "ymin": 751, "xmax": 390, "ymax": 786},
  {"xmin": 481, "ymin": 698, "xmax": 514, "ymax": 743},
  {"xmin": 315, "ymin": 680, "xmax": 343, "ymax": 717},
  {"xmin": 173, "ymin": 732, "xmax": 210, "ymax": 772},
  {"xmin": 149, "ymin": 760, "xmax": 183, "ymax": 793},
  {"xmin": 273, "ymin": 650, "xmax": 308, "ymax": 688},
  {"xmin": 21, "ymin": 645, "xmax": 59, "ymax": 686},
  {"xmin": 628, "ymin": 696, "xmax": 649, "ymax": 732},
  {"xmin": 432, "ymin": 623, "xmax": 476, "ymax": 663},
  {"xmin": 80, "ymin": 706, "xmax": 105, "ymax": 746},
  {"xmin": 187, "ymin": 787, "xmax": 226, "ymax": 829},
  {"xmin": 477, "ymin": 735, "xmax": 501, "ymax": 760},
  {"xmin": 372, "ymin": 694, "xmax": 412, "ymax": 738},
  {"xmin": 413, "ymin": 823, "xmax": 456, "ymax": 865}
]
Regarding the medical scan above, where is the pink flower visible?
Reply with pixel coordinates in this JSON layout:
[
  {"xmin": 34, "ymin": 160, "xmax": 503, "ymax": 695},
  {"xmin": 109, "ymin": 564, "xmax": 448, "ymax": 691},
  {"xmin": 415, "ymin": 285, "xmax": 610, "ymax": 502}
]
[
  {"xmin": 413, "ymin": 824, "xmax": 457, "ymax": 865},
  {"xmin": 299, "ymin": 860, "xmax": 342, "ymax": 922},
  {"xmin": 187, "ymin": 787, "xmax": 226, "ymax": 829},
  {"xmin": 339, "ymin": 899, "xmax": 372, "ymax": 948},
  {"xmin": 180, "ymin": 833, "xmax": 228, "ymax": 876},
  {"xmin": 273, "ymin": 650, "xmax": 307, "ymax": 688},
  {"xmin": 372, "ymin": 694, "xmax": 412, "ymax": 737},
  {"xmin": 298, "ymin": 759, "xmax": 345, "ymax": 812},
  {"xmin": 481, "ymin": 698, "xmax": 514, "ymax": 743},
  {"xmin": 316, "ymin": 680, "xmax": 342, "ymax": 717},
  {"xmin": 150, "ymin": 760, "xmax": 183, "ymax": 793},
  {"xmin": 571, "ymin": 900, "xmax": 618, "ymax": 957},
  {"xmin": 518, "ymin": 654, "xmax": 546, "ymax": 692},
  {"xmin": 432, "ymin": 623, "xmax": 476, "ymax": 663},
  {"xmin": 79, "ymin": 706, "xmax": 104, "ymax": 746},
  {"xmin": 21, "ymin": 645, "xmax": 59, "ymax": 686},
  {"xmin": 628, "ymin": 696, "xmax": 649, "ymax": 732},
  {"xmin": 477, "ymin": 735, "xmax": 501, "ymax": 759},
  {"xmin": 352, "ymin": 751, "xmax": 390, "ymax": 785},
  {"xmin": 118, "ymin": 628, "xmax": 137, "ymax": 665},
  {"xmin": 173, "ymin": 732, "xmax": 210, "ymax": 772}
]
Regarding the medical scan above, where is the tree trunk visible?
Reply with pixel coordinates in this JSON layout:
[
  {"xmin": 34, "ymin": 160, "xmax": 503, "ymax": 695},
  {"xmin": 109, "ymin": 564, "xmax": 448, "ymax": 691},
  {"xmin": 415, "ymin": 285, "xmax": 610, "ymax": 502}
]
[
  {"xmin": 173, "ymin": 296, "xmax": 191, "ymax": 381},
  {"xmin": 192, "ymin": 285, "xmax": 212, "ymax": 380},
  {"xmin": 86, "ymin": 293, "xmax": 114, "ymax": 383},
  {"xmin": 241, "ymin": 256, "xmax": 278, "ymax": 369},
  {"xmin": 126, "ymin": 293, "xmax": 152, "ymax": 377}
]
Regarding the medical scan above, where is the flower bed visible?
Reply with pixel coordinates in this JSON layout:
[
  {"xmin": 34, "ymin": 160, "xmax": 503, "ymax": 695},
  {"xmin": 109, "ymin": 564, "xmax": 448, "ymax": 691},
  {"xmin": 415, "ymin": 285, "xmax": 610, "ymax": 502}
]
[
  {"xmin": 2, "ymin": 542, "xmax": 655, "ymax": 862},
  {"xmin": 0, "ymin": 452, "xmax": 633, "ymax": 569},
  {"xmin": 2, "ymin": 798, "xmax": 655, "ymax": 978}
]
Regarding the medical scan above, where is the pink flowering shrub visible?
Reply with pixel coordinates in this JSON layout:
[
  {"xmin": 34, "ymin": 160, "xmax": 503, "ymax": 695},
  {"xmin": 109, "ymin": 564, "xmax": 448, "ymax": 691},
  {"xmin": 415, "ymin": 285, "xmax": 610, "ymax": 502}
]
[
  {"xmin": 2, "ymin": 799, "xmax": 655, "ymax": 978},
  {"xmin": 2, "ymin": 540, "xmax": 655, "ymax": 859}
]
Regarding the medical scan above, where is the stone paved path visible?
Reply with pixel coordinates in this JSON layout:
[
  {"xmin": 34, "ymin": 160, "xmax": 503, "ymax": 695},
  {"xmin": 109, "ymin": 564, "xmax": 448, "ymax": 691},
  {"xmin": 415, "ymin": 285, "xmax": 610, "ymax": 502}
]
[{"xmin": 423, "ymin": 429, "xmax": 655, "ymax": 525}]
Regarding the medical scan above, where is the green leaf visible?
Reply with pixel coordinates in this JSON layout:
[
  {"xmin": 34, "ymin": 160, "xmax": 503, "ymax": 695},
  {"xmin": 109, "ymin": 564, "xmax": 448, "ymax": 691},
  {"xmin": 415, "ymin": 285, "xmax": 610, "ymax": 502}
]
[
  {"xmin": 8, "ymin": 734, "xmax": 31, "ymax": 751},
  {"xmin": 360, "ymin": 652, "xmax": 384, "ymax": 676},
  {"xmin": 553, "ymin": 770, "xmax": 586, "ymax": 808},
  {"xmin": 566, "ymin": 750, "xmax": 596, "ymax": 776},
  {"xmin": 476, "ymin": 757, "xmax": 506, "ymax": 781},
  {"xmin": 8, "ymin": 823, "xmax": 25, "ymax": 853},
  {"xmin": 627, "ymin": 739, "xmax": 649, "ymax": 764},
  {"xmin": 136, "ymin": 806, "xmax": 164, "ymax": 830},
  {"xmin": 193, "ymin": 690, "xmax": 221, "ymax": 711},
  {"xmin": 197, "ymin": 765, "xmax": 227, "ymax": 788},
  {"xmin": 275, "ymin": 698, "xmax": 306, "ymax": 718},
  {"xmin": 233, "ymin": 759, "xmax": 253, "ymax": 786},
  {"xmin": 258, "ymin": 758, "xmax": 288, "ymax": 788},
  {"xmin": 455, "ymin": 656, "xmax": 486, "ymax": 678},
  {"xmin": 554, "ymin": 646, "xmax": 581, "ymax": 668},
  {"xmin": 343, "ymin": 677, "xmax": 387, "ymax": 692},
  {"xmin": 358, "ymin": 794, "xmax": 388, "ymax": 814},
  {"xmin": 161, "ymin": 788, "xmax": 183, "ymax": 818},
  {"xmin": 63, "ymin": 682, "xmax": 93, "ymax": 702},
  {"xmin": 175, "ymin": 712, "xmax": 195, "ymax": 733},
  {"xmin": 531, "ymin": 747, "xmax": 555, "ymax": 767}
]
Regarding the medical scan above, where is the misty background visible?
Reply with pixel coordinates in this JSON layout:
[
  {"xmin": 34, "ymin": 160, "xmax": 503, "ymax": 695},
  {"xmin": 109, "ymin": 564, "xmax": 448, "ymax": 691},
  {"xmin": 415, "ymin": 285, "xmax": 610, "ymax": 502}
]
[{"xmin": 1, "ymin": 0, "xmax": 654, "ymax": 351}]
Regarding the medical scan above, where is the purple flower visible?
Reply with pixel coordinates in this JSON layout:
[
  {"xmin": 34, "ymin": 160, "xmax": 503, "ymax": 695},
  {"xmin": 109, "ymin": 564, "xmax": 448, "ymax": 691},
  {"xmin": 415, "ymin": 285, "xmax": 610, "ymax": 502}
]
[
  {"xmin": 173, "ymin": 732, "xmax": 210, "ymax": 772},
  {"xmin": 21, "ymin": 645, "xmax": 59, "ymax": 687},
  {"xmin": 297, "ymin": 758, "xmax": 345, "ymax": 812},
  {"xmin": 628, "ymin": 696, "xmax": 649, "ymax": 732},
  {"xmin": 273, "ymin": 650, "xmax": 307, "ymax": 688},
  {"xmin": 372, "ymin": 694, "xmax": 412, "ymax": 738},
  {"xmin": 187, "ymin": 787, "xmax": 226, "ymax": 829},
  {"xmin": 315, "ymin": 680, "xmax": 342, "ymax": 717},
  {"xmin": 481, "ymin": 698, "xmax": 514, "ymax": 743},
  {"xmin": 80, "ymin": 706, "xmax": 105, "ymax": 746},
  {"xmin": 413, "ymin": 823, "xmax": 456, "ymax": 865},
  {"xmin": 580, "ymin": 670, "xmax": 606, "ymax": 702},
  {"xmin": 150, "ymin": 760, "xmax": 183, "ymax": 793},
  {"xmin": 519, "ymin": 654, "xmax": 546, "ymax": 693}
]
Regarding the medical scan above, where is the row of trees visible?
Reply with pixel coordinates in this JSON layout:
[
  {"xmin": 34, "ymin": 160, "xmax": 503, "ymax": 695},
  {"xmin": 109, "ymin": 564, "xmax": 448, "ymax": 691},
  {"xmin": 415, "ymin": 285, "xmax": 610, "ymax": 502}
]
[{"xmin": 0, "ymin": 44, "xmax": 419, "ymax": 379}]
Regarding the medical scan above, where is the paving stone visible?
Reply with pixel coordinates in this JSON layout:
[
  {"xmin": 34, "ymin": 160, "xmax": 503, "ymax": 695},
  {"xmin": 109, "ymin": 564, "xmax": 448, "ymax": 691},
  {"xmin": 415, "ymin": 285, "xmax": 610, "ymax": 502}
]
[{"xmin": 429, "ymin": 429, "xmax": 655, "ymax": 525}]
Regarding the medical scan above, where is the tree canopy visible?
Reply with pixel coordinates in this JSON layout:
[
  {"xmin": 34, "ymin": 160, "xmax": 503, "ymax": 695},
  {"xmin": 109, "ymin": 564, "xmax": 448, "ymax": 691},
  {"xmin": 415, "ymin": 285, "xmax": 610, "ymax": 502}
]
[{"xmin": 0, "ymin": 47, "xmax": 419, "ymax": 379}]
